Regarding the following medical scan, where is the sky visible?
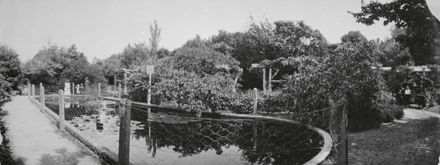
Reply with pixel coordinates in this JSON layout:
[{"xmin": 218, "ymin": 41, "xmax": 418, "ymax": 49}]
[{"xmin": 1, "ymin": 0, "xmax": 440, "ymax": 62}]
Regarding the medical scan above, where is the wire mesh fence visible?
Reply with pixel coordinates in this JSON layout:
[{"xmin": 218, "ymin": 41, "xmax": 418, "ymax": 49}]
[
  {"xmin": 28, "ymin": 82, "xmax": 348, "ymax": 165},
  {"xmin": 127, "ymin": 104, "xmax": 324, "ymax": 165},
  {"xmin": 290, "ymin": 104, "xmax": 348, "ymax": 164}
]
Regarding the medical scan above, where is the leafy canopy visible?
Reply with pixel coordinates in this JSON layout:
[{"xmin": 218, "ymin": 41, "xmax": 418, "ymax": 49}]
[{"xmin": 350, "ymin": 0, "xmax": 440, "ymax": 65}]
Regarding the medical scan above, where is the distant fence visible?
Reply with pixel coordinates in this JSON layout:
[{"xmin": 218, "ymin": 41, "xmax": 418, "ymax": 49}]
[{"xmin": 27, "ymin": 82, "xmax": 347, "ymax": 165}]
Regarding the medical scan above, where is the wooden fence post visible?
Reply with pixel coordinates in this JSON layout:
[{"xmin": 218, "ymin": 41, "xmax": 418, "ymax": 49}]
[
  {"xmin": 39, "ymin": 83, "xmax": 43, "ymax": 106},
  {"xmin": 147, "ymin": 88, "xmax": 152, "ymax": 115},
  {"xmin": 268, "ymin": 68, "xmax": 272, "ymax": 92},
  {"xmin": 253, "ymin": 88, "xmax": 258, "ymax": 114},
  {"xmin": 98, "ymin": 83, "xmax": 101, "ymax": 99},
  {"xmin": 41, "ymin": 86, "xmax": 45, "ymax": 108},
  {"xmin": 343, "ymin": 103, "xmax": 348, "ymax": 165},
  {"xmin": 147, "ymin": 73, "xmax": 152, "ymax": 114},
  {"xmin": 118, "ymin": 98, "xmax": 131, "ymax": 165},
  {"xmin": 59, "ymin": 90, "xmax": 65, "ymax": 131},
  {"xmin": 118, "ymin": 84, "xmax": 122, "ymax": 100},
  {"xmin": 262, "ymin": 68, "xmax": 266, "ymax": 93},
  {"xmin": 32, "ymin": 84, "xmax": 35, "ymax": 98},
  {"xmin": 27, "ymin": 82, "xmax": 30, "ymax": 97}
]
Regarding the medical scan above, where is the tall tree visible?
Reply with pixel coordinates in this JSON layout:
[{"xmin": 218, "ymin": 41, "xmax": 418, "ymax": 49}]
[
  {"xmin": 149, "ymin": 19, "xmax": 161, "ymax": 61},
  {"xmin": 350, "ymin": 0, "xmax": 440, "ymax": 65}
]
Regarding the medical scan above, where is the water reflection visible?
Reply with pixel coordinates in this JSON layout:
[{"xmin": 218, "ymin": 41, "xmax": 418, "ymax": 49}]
[
  {"xmin": 131, "ymin": 110, "xmax": 323, "ymax": 165},
  {"xmin": 45, "ymin": 100, "xmax": 324, "ymax": 165}
]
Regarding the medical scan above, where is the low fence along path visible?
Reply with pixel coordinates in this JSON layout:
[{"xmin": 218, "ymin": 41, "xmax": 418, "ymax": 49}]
[{"xmin": 3, "ymin": 96, "xmax": 102, "ymax": 165}]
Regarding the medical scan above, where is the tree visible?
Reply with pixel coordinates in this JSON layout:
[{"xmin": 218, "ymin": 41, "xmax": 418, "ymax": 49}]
[
  {"xmin": 351, "ymin": 0, "xmax": 440, "ymax": 65},
  {"xmin": 60, "ymin": 45, "xmax": 90, "ymax": 84},
  {"xmin": 0, "ymin": 45, "xmax": 22, "ymax": 98},
  {"xmin": 272, "ymin": 20, "xmax": 328, "ymax": 57},
  {"xmin": 372, "ymin": 37, "xmax": 413, "ymax": 67},
  {"xmin": 23, "ymin": 45, "xmax": 67, "ymax": 85},
  {"xmin": 100, "ymin": 56, "xmax": 122, "ymax": 86},
  {"xmin": 161, "ymin": 37, "xmax": 240, "ymax": 78},
  {"xmin": 117, "ymin": 43, "xmax": 151, "ymax": 68},
  {"xmin": 149, "ymin": 19, "xmax": 161, "ymax": 61},
  {"xmin": 24, "ymin": 44, "xmax": 103, "ymax": 88},
  {"xmin": 208, "ymin": 19, "xmax": 329, "ymax": 90},
  {"xmin": 341, "ymin": 31, "xmax": 367, "ymax": 44}
]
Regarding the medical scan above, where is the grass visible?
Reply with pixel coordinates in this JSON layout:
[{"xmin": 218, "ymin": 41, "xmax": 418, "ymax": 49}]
[{"xmin": 348, "ymin": 116, "xmax": 440, "ymax": 165}]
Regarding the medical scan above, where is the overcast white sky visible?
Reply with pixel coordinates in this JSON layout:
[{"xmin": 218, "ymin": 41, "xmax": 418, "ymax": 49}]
[{"xmin": 1, "ymin": 0, "xmax": 440, "ymax": 62}]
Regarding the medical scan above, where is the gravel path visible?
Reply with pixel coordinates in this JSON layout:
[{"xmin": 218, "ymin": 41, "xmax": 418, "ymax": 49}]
[
  {"xmin": 3, "ymin": 96, "xmax": 102, "ymax": 165},
  {"xmin": 403, "ymin": 107, "xmax": 440, "ymax": 120}
]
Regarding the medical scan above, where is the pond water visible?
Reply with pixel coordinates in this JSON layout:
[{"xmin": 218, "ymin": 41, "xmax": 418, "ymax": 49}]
[{"xmin": 44, "ymin": 98, "xmax": 324, "ymax": 165}]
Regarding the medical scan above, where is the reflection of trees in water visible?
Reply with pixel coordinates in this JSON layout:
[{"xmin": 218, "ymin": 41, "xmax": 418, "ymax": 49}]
[
  {"xmin": 238, "ymin": 121, "xmax": 322, "ymax": 165},
  {"xmin": 133, "ymin": 119, "xmax": 322, "ymax": 165}
]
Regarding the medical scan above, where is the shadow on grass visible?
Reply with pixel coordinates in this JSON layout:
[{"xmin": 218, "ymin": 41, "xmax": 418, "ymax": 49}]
[{"xmin": 348, "ymin": 117, "xmax": 440, "ymax": 165}]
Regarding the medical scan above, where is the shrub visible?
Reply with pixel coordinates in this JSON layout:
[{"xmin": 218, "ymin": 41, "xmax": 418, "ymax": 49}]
[
  {"xmin": 384, "ymin": 65, "xmax": 439, "ymax": 107},
  {"xmin": 149, "ymin": 70, "xmax": 253, "ymax": 114},
  {"xmin": 258, "ymin": 93, "xmax": 291, "ymax": 113},
  {"xmin": 280, "ymin": 45, "xmax": 392, "ymax": 131},
  {"xmin": 380, "ymin": 104, "xmax": 405, "ymax": 122}
]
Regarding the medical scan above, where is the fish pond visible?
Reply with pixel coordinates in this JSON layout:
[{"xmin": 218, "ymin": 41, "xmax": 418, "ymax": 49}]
[{"xmin": 44, "ymin": 97, "xmax": 326, "ymax": 165}]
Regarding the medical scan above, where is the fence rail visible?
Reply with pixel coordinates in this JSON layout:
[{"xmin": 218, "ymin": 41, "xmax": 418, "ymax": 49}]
[{"xmin": 27, "ymin": 82, "xmax": 347, "ymax": 165}]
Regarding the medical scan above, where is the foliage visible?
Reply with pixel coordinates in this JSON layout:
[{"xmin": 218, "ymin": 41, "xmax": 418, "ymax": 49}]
[
  {"xmin": 207, "ymin": 19, "xmax": 329, "ymax": 90},
  {"xmin": 0, "ymin": 75, "xmax": 12, "ymax": 102},
  {"xmin": 262, "ymin": 31, "xmax": 392, "ymax": 131},
  {"xmin": 149, "ymin": 19, "xmax": 161, "ymax": 57},
  {"xmin": 272, "ymin": 21, "xmax": 328, "ymax": 57},
  {"xmin": 384, "ymin": 65, "xmax": 437, "ymax": 106},
  {"xmin": 377, "ymin": 91, "xmax": 403, "ymax": 123},
  {"xmin": 341, "ymin": 31, "xmax": 368, "ymax": 44},
  {"xmin": 0, "ymin": 45, "xmax": 22, "ymax": 100},
  {"xmin": 116, "ymin": 43, "xmax": 151, "ymax": 69},
  {"xmin": 372, "ymin": 36, "xmax": 413, "ymax": 67},
  {"xmin": 24, "ymin": 45, "xmax": 105, "ymax": 87},
  {"xmin": 99, "ymin": 57, "xmax": 122, "ymax": 85},
  {"xmin": 152, "ymin": 70, "xmax": 253, "ymax": 114},
  {"xmin": 162, "ymin": 45, "xmax": 240, "ymax": 77},
  {"xmin": 351, "ymin": 0, "xmax": 440, "ymax": 65},
  {"xmin": 127, "ymin": 40, "xmax": 245, "ymax": 113}
]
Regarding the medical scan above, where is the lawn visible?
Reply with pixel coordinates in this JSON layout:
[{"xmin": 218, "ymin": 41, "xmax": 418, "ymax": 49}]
[{"xmin": 348, "ymin": 108, "xmax": 440, "ymax": 165}]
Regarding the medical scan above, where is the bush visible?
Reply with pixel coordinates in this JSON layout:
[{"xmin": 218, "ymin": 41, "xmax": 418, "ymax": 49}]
[
  {"xmin": 258, "ymin": 93, "xmax": 291, "ymax": 113},
  {"xmin": 279, "ymin": 45, "xmax": 391, "ymax": 131},
  {"xmin": 146, "ymin": 70, "xmax": 253, "ymax": 114},
  {"xmin": 380, "ymin": 104, "xmax": 405, "ymax": 123},
  {"xmin": 384, "ymin": 65, "xmax": 439, "ymax": 107}
]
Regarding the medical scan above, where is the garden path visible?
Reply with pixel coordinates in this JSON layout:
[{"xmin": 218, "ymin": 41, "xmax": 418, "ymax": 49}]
[
  {"xmin": 3, "ymin": 96, "xmax": 102, "ymax": 165},
  {"xmin": 403, "ymin": 107, "xmax": 440, "ymax": 120}
]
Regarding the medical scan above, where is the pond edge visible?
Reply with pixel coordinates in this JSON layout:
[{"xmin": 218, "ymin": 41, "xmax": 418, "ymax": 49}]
[{"xmin": 31, "ymin": 96, "xmax": 333, "ymax": 165}]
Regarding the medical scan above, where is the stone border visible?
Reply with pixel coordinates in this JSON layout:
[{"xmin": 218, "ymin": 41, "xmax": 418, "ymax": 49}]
[{"xmin": 211, "ymin": 113, "xmax": 333, "ymax": 165}]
